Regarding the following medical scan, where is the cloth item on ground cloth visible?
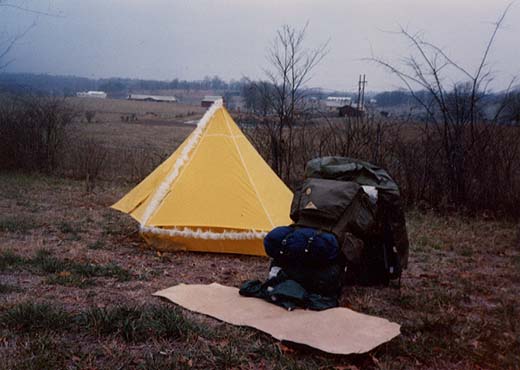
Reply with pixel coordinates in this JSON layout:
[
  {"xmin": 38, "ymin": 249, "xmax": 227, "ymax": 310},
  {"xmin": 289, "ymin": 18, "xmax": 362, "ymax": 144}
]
[
  {"xmin": 239, "ymin": 261, "xmax": 343, "ymax": 311},
  {"xmin": 264, "ymin": 226, "xmax": 339, "ymax": 265},
  {"xmin": 270, "ymin": 260, "xmax": 344, "ymax": 297}
]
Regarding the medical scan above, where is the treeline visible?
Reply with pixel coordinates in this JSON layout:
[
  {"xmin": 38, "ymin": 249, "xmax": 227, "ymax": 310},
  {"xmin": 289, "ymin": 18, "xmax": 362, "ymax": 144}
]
[
  {"xmin": 0, "ymin": 73, "xmax": 250, "ymax": 97},
  {"xmin": 0, "ymin": 72, "xmax": 422, "ymax": 108},
  {"xmin": 3, "ymin": 73, "xmax": 515, "ymax": 114}
]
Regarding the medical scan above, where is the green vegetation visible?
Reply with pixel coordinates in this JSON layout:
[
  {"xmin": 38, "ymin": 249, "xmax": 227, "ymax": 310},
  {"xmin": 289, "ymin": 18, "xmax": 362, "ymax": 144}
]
[
  {"xmin": 2, "ymin": 302, "xmax": 201, "ymax": 343},
  {"xmin": 7, "ymin": 334, "xmax": 69, "ymax": 370},
  {"xmin": 58, "ymin": 221, "xmax": 82, "ymax": 240},
  {"xmin": 0, "ymin": 215, "xmax": 38, "ymax": 233},
  {"xmin": 87, "ymin": 240, "xmax": 105, "ymax": 250},
  {"xmin": 0, "ymin": 282, "xmax": 21, "ymax": 294},
  {"xmin": 0, "ymin": 249, "xmax": 131, "ymax": 287},
  {"xmin": 81, "ymin": 305, "xmax": 200, "ymax": 342},
  {"xmin": 0, "ymin": 250, "xmax": 25, "ymax": 271},
  {"xmin": 0, "ymin": 302, "xmax": 72, "ymax": 332}
]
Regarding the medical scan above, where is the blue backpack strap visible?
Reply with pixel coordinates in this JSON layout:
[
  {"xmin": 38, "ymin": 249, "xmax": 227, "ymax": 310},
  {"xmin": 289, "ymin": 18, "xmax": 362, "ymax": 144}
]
[
  {"xmin": 279, "ymin": 225, "xmax": 297, "ymax": 256},
  {"xmin": 305, "ymin": 234, "xmax": 313, "ymax": 253}
]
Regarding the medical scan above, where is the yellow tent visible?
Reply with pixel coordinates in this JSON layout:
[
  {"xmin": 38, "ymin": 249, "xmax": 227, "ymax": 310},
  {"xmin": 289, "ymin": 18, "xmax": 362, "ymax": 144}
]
[{"xmin": 112, "ymin": 100, "xmax": 293, "ymax": 256}]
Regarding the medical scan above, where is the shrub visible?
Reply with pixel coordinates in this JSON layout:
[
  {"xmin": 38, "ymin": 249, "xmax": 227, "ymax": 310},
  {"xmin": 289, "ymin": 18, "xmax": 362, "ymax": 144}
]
[
  {"xmin": 242, "ymin": 112, "xmax": 520, "ymax": 218},
  {"xmin": 0, "ymin": 95, "xmax": 77, "ymax": 172},
  {"xmin": 63, "ymin": 137, "xmax": 108, "ymax": 192},
  {"xmin": 84, "ymin": 110, "xmax": 96, "ymax": 123}
]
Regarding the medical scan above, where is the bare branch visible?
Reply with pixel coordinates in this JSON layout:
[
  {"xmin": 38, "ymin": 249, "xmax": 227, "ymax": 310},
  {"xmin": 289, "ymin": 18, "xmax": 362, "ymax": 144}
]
[
  {"xmin": 474, "ymin": 2, "xmax": 513, "ymax": 84},
  {"xmin": 0, "ymin": 1, "xmax": 64, "ymax": 18},
  {"xmin": 0, "ymin": 21, "xmax": 35, "ymax": 69}
]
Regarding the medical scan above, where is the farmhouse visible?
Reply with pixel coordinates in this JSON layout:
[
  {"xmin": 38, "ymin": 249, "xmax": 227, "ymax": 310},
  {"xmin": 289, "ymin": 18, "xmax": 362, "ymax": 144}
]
[
  {"xmin": 76, "ymin": 91, "xmax": 107, "ymax": 99},
  {"xmin": 128, "ymin": 94, "xmax": 177, "ymax": 103},
  {"xmin": 201, "ymin": 95, "xmax": 224, "ymax": 107}
]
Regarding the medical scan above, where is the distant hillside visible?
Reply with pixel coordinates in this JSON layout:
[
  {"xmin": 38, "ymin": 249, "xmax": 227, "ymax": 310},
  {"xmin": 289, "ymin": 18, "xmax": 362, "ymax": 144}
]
[{"xmin": 0, "ymin": 73, "xmax": 243, "ymax": 97}]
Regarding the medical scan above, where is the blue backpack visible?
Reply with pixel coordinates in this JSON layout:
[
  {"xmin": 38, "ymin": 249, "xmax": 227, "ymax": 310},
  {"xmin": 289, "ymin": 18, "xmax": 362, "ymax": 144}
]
[{"xmin": 264, "ymin": 226, "xmax": 339, "ymax": 265}]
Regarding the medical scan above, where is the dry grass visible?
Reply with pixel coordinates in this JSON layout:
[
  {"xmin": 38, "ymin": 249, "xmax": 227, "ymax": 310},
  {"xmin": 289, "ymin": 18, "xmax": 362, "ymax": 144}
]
[
  {"xmin": 68, "ymin": 97, "xmax": 205, "ymax": 123},
  {"xmin": 0, "ymin": 173, "xmax": 518, "ymax": 369},
  {"xmin": 67, "ymin": 98, "xmax": 201, "ymax": 159},
  {"xmin": 61, "ymin": 100, "xmax": 198, "ymax": 182},
  {"xmin": 1, "ymin": 99, "xmax": 519, "ymax": 368}
]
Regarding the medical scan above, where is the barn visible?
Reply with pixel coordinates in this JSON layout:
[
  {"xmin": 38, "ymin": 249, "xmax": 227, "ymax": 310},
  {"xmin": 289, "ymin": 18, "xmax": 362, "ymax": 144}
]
[
  {"xmin": 128, "ymin": 94, "xmax": 177, "ymax": 103},
  {"xmin": 201, "ymin": 95, "xmax": 224, "ymax": 107}
]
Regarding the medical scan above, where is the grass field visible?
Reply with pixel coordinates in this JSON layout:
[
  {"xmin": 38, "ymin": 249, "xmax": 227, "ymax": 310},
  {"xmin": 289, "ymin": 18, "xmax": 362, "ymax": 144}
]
[
  {"xmin": 1, "ymin": 99, "xmax": 519, "ymax": 369},
  {"xmin": 69, "ymin": 97, "xmax": 206, "ymax": 124},
  {"xmin": 61, "ymin": 99, "xmax": 201, "ymax": 183}
]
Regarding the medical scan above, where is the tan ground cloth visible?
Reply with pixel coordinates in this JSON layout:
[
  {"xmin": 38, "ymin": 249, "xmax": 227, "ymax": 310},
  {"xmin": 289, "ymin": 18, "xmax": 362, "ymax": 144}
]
[{"xmin": 154, "ymin": 283, "xmax": 400, "ymax": 354}]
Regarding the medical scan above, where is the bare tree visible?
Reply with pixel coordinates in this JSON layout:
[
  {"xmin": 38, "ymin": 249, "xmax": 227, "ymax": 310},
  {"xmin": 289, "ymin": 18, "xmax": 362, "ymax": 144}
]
[
  {"xmin": 0, "ymin": 95, "xmax": 77, "ymax": 172},
  {"xmin": 0, "ymin": 1, "xmax": 62, "ymax": 69},
  {"xmin": 263, "ymin": 23, "xmax": 329, "ymax": 180},
  {"xmin": 0, "ymin": 19, "xmax": 33, "ymax": 69},
  {"xmin": 368, "ymin": 4, "xmax": 517, "ymax": 206}
]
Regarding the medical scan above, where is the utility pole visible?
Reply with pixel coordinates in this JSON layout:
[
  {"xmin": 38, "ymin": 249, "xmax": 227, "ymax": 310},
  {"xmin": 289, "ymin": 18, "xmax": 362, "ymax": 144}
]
[
  {"xmin": 357, "ymin": 74, "xmax": 367, "ymax": 110},
  {"xmin": 357, "ymin": 75, "xmax": 362, "ymax": 110},
  {"xmin": 361, "ymin": 74, "xmax": 367, "ymax": 110}
]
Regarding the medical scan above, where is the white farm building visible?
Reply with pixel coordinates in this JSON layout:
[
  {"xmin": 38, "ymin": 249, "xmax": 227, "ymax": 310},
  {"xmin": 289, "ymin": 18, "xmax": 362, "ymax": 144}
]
[
  {"xmin": 325, "ymin": 96, "xmax": 352, "ymax": 108},
  {"xmin": 76, "ymin": 91, "xmax": 107, "ymax": 99},
  {"xmin": 128, "ymin": 94, "xmax": 177, "ymax": 103}
]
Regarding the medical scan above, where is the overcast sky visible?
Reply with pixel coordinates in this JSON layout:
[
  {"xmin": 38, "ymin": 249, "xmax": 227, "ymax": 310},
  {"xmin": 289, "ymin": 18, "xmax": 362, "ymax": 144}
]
[{"xmin": 1, "ymin": 0, "xmax": 519, "ymax": 91}]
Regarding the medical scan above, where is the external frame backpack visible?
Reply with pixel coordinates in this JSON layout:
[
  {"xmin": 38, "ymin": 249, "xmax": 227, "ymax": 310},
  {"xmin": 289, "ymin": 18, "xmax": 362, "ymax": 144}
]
[{"xmin": 291, "ymin": 157, "xmax": 410, "ymax": 286}]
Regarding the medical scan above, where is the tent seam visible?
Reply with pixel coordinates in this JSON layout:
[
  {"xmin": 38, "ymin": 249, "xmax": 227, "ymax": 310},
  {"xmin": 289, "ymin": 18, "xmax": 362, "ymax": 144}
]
[{"xmin": 221, "ymin": 110, "xmax": 275, "ymax": 228}]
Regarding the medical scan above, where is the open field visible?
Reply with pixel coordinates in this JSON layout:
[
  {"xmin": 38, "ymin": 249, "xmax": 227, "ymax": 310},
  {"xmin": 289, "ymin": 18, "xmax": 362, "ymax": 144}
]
[
  {"xmin": 1, "ymin": 99, "xmax": 519, "ymax": 368},
  {"xmin": 69, "ymin": 97, "xmax": 206, "ymax": 125},
  {"xmin": 61, "ymin": 99, "xmax": 202, "ymax": 182}
]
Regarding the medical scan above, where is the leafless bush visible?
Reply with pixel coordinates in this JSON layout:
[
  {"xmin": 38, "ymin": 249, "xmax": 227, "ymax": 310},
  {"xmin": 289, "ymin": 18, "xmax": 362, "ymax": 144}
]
[
  {"xmin": 121, "ymin": 145, "xmax": 167, "ymax": 182},
  {"xmin": 0, "ymin": 95, "xmax": 76, "ymax": 172},
  {"xmin": 243, "ymin": 113, "xmax": 393, "ymax": 188},
  {"xmin": 63, "ymin": 137, "xmax": 108, "ymax": 192},
  {"xmin": 242, "ymin": 109, "xmax": 520, "ymax": 218},
  {"xmin": 84, "ymin": 110, "xmax": 96, "ymax": 123},
  {"xmin": 367, "ymin": 5, "xmax": 518, "ymax": 210},
  {"xmin": 501, "ymin": 92, "xmax": 520, "ymax": 125},
  {"xmin": 58, "ymin": 137, "xmax": 168, "ymax": 186}
]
